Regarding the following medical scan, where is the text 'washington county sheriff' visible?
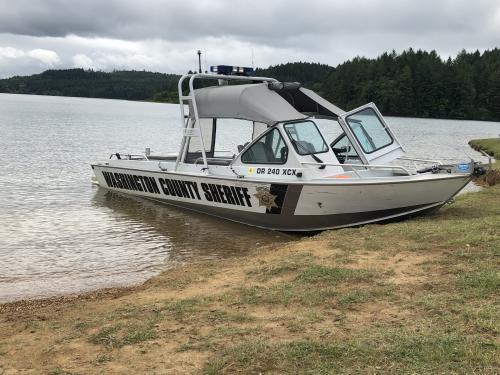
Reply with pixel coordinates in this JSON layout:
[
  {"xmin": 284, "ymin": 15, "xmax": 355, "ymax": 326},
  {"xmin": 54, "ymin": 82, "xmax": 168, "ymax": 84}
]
[{"xmin": 101, "ymin": 171, "xmax": 253, "ymax": 207}]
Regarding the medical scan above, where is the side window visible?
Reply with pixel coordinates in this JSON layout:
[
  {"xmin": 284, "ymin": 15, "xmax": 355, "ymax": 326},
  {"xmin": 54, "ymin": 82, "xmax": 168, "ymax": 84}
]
[{"xmin": 241, "ymin": 128, "xmax": 288, "ymax": 164}]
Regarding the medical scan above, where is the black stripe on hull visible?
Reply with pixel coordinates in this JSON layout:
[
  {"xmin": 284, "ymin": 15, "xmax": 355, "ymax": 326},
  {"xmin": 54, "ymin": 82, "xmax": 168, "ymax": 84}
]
[
  {"xmin": 141, "ymin": 195, "xmax": 443, "ymax": 231},
  {"xmin": 267, "ymin": 184, "xmax": 288, "ymax": 214}
]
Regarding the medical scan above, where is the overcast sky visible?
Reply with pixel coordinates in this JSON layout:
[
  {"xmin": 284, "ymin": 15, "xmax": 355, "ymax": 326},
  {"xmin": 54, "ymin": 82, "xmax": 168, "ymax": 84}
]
[{"xmin": 0, "ymin": 0, "xmax": 499, "ymax": 78}]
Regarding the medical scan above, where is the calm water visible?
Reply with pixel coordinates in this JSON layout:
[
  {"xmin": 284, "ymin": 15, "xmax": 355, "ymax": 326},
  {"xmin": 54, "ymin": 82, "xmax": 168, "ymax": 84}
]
[{"xmin": 1, "ymin": 93, "xmax": 499, "ymax": 302}]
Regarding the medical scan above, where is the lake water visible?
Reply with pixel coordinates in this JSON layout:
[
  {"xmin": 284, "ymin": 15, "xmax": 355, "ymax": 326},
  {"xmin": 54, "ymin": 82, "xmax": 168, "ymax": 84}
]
[{"xmin": 1, "ymin": 93, "xmax": 499, "ymax": 303}]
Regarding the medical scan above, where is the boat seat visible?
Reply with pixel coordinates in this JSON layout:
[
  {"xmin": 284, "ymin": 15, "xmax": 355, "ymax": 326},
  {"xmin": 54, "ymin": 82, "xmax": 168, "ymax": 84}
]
[
  {"xmin": 237, "ymin": 142, "xmax": 250, "ymax": 152},
  {"xmin": 244, "ymin": 142, "xmax": 275, "ymax": 163}
]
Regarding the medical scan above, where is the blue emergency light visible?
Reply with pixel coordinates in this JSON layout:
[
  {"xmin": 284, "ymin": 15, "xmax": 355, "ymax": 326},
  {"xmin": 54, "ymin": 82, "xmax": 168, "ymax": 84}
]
[{"xmin": 210, "ymin": 65, "xmax": 255, "ymax": 76}]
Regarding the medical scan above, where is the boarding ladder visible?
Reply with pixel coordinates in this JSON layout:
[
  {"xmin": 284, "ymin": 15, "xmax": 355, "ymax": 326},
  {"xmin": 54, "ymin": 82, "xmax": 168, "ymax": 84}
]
[{"xmin": 174, "ymin": 75, "xmax": 209, "ymax": 172}]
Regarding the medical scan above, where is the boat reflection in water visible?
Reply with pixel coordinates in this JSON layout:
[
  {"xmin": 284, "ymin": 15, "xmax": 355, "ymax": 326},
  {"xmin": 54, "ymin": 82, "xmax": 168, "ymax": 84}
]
[{"xmin": 92, "ymin": 187, "xmax": 295, "ymax": 265}]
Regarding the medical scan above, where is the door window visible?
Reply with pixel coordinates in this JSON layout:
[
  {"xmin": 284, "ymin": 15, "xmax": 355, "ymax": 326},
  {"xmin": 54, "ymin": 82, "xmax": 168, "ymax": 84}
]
[{"xmin": 241, "ymin": 128, "xmax": 288, "ymax": 164}]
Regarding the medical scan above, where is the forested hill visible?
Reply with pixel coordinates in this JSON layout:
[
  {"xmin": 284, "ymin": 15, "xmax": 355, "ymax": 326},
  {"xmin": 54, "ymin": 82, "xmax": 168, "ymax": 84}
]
[
  {"xmin": 256, "ymin": 62, "xmax": 333, "ymax": 92},
  {"xmin": 1, "ymin": 48, "xmax": 500, "ymax": 121},
  {"xmin": 323, "ymin": 49, "xmax": 500, "ymax": 121},
  {"xmin": 0, "ymin": 69, "xmax": 180, "ymax": 102}
]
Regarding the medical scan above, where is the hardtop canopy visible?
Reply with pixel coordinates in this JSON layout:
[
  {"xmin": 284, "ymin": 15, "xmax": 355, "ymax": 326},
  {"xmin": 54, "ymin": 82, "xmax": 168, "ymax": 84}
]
[{"xmin": 191, "ymin": 83, "xmax": 308, "ymax": 125}]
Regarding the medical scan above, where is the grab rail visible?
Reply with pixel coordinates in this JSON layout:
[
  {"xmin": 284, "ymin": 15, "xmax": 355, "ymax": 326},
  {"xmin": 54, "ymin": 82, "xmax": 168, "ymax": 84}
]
[
  {"xmin": 300, "ymin": 161, "xmax": 412, "ymax": 178},
  {"xmin": 194, "ymin": 157, "xmax": 233, "ymax": 166},
  {"xmin": 397, "ymin": 157, "xmax": 443, "ymax": 165},
  {"xmin": 109, "ymin": 153, "xmax": 149, "ymax": 161}
]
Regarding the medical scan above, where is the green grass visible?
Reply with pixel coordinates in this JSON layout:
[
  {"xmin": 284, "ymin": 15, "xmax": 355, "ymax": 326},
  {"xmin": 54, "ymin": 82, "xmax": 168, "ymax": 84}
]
[
  {"xmin": 204, "ymin": 309, "xmax": 253, "ymax": 323},
  {"xmin": 232, "ymin": 266, "xmax": 381, "ymax": 308},
  {"xmin": 457, "ymin": 270, "xmax": 500, "ymax": 297},
  {"xmin": 123, "ymin": 325, "xmax": 157, "ymax": 345},
  {"xmin": 89, "ymin": 325, "xmax": 122, "ymax": 348},
  {"xmin": 203, "ymin": 330, "xmax": 499, "ymax": 374},
  {"xmin": 469, "ymin": 138, "xmax": 500, "ymax": 159},
  {"xmin": 296, "ymin": 265, "xmax": 374, "ymax": 284},
  {"xmin": 95, "ymin": 353, "xmax": 112, "ymax": 365},
  {"xmin": 163, "ymin": 296, "xmax": 211, "ymax": 320},
  {"xmin": 469, "ymin": 138, "xmax": 500, "ymax": 185},
  {"xmin": 89, "ymin": 322, "xmax": 157, "ymax": 348},
  {"xmin": 338, "ymin": 290, "xmax": 371, "ymax": 306},
  {"xmin": 246, "ymin": 253, "xmax": 315, "ymax": 280}
]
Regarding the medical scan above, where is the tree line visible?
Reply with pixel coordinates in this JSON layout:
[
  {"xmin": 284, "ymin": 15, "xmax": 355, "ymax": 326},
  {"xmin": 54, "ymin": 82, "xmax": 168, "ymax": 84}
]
[
  {"xmin": 0, "ymin": 69, "xmax": 180, "ymax": 102},
  {"xmin": 322, "ymin": 49, "xmax": 500, "ymax": 121},
  {"xmin": 1, "ymin": 49, "xmax": 499, "ymax": 121}
]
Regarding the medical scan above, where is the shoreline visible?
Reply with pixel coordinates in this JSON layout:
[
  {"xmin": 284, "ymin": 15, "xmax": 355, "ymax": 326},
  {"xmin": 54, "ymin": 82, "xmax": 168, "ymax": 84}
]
[
  {"xmin": 1, "ymin": 142, "xmax": 499, "ymax": 374},
  {"xmin": 3, "ymin": 93, "xmax": 500, "ymax": 123}
]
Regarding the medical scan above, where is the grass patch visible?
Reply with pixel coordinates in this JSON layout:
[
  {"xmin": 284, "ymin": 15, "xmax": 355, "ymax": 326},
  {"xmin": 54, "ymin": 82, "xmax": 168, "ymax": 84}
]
[
  {"xmin": 246, "ymin": 252, "xmax": 315, "ymax": 280},
  {"xmin": 338, "ymin": 290, "xmax": 371, "ymax": 306},
  {"xmin": 235, "ymin": 282, "xmax": 337, "ymax": 306},
  {"xmin": 236, "ymin": 283, "xmax": 299, "ymax": 306},
  {"xmin": 89, "ymin": 325, "xmax": 121, "ymax": 348},
  {"xmin": 89, "ymin": 322, "xmax": 156, "ymax": 348},
  {"xmin": 204, "ymin": 330, "xmax": 499, "ymax": 374},
  {"xmin": 95, "ymin": 353, "xmax": 112, "ymax": 365},
  {"xmin": 469, "ymin": 138, "xmax": 500, "ymax": 185},
  {"xmin": 163, "ymin": 296, "xmax": 210, "ymax": 320},
  {"xmin": 204, "ymin": 309, "xmax": 253, "ymax": 323},
  {"xmin": 457, "ymin": 270, "xmax": 500, "ymax": 297},
  {"xmin": 296, "ymin": 265, "xmax": 374, "ymax": 284},
  {"xmin": 284, "ymin": 311, "xmax": 325, "ymax": 332},
  {"xmin": 48, "ymin": 369, "xmax": 74, "ymax": 375},
  {"xmin": 232, "ymin": 266, "xmax": 378, "ymax": 307},
  {"xmin": 469, "ymin": 138, "xmax": 500, "ymax": 159},
  {"xmin": 123, "ymin": 325, "xmax": 156, "ymax": 345}
]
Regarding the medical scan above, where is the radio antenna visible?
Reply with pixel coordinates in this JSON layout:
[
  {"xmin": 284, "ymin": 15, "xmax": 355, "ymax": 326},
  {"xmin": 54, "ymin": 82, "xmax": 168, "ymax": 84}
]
[
  {"xmin": 197, "ymin": 50, "xmax": 202, "ymax": 73},
  {"xmin": 251, "ymin": 48, "xmax": 254, "ymax": 68}
]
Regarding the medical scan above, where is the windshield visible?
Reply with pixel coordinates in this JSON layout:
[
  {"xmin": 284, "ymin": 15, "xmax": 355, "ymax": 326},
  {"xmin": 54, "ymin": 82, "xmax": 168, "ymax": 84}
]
[
  {"xmin": 345, "ymin": 108, "xmax": 393, "ymax": 153},
  {"xmin": 284, "ymin": 121, "xmax": 329, "ymax": 156}
]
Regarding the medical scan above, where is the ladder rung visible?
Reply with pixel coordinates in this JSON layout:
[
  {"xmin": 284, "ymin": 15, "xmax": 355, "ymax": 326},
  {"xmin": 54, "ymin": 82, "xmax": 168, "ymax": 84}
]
[{"xmin": 180, "ymin": 95, "xmax": 192, "ymax": 101}]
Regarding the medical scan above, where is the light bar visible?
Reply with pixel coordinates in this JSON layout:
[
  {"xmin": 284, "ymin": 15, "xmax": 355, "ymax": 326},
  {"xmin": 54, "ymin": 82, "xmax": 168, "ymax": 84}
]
[{"xmin": 209, "ymin": 65, "xmax": 255, "ymax": 76}]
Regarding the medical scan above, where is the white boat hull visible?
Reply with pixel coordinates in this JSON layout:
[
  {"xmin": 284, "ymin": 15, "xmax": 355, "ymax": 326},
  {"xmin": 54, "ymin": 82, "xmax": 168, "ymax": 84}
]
[{"xmin": 91, "ymin": 165, "xmax": 471, "ymax": 231}]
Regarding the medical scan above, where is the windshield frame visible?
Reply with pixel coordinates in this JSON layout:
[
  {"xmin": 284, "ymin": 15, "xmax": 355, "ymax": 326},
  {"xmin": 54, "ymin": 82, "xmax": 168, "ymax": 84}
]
[
  {"xmin": 345, "ymin": 107, "xmax": 394, "ymax": 154},
  {"xmin": 283, "ymin": 120, "xmax": 330, "ymax": 156}
]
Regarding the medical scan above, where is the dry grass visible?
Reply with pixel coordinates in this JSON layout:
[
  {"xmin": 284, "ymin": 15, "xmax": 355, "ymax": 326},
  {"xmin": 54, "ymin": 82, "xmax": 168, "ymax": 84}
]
[{"xmin": 0, "ymin": 184, "xmax": 499, "ymax": 374}]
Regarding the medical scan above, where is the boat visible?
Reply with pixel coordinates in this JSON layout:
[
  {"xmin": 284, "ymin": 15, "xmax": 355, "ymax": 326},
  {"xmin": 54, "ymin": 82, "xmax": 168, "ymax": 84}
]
[{"xmin": 91, "ymin": 65, "xmax": 484, "ymax": 231}]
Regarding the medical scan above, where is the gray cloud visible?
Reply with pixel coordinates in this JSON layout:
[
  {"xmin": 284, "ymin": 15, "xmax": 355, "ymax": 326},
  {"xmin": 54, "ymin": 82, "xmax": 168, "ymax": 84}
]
[{"xmin": 0, "ymin": 0, "xmax": 499, "ymax": 77}]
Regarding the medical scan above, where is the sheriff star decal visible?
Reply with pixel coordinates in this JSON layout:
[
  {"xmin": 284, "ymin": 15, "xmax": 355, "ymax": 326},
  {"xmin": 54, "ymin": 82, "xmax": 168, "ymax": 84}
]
[{"xmin": 253, "ymin": 186, "xmax": 278, "ymax": 210}]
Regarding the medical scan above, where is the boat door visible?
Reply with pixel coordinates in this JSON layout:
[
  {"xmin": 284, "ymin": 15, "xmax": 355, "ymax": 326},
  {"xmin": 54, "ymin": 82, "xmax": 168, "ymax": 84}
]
[{"xmin": 338, "ymin": 103, "xmax": 405, "ymax": 165}]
